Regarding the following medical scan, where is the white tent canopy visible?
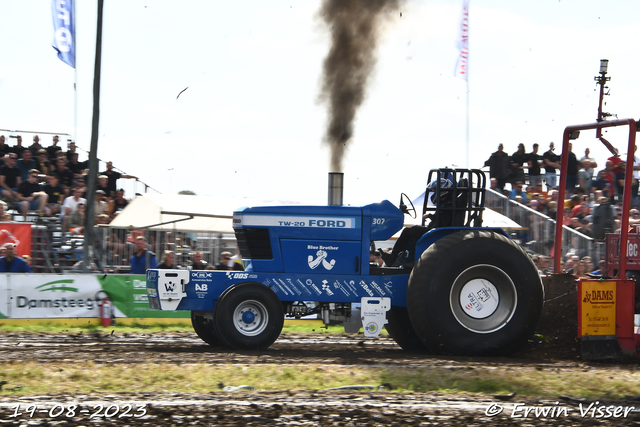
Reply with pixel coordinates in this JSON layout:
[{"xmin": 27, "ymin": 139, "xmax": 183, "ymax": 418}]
[
  {"xmin": 106, "ymin": 194, "xmax": 298, "ymax": 233},
  {"xmin": 107, "ymin": 193, "xmax": 520, "ymax": 235}
]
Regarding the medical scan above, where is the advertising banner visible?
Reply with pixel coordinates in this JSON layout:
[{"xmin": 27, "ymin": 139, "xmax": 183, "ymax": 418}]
[
  {"xmin": 0, "ymin": 223, "xmax": 32, "ymax": 257},
  {"xmin": 51, "ymin": 0, "xmax": 75, "ymax": 68},
  {"xmin": 0, "ymin": 274, "xmax": 188, "ymax": 319},
  {"xmin": 100, "ymin": 275, "xmax": 189, "ymax": 319}
]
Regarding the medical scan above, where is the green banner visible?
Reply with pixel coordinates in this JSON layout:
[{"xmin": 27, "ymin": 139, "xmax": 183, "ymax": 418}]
[{"xmin": 98, "ymin": 275, "xmax": 189, "ymax": 319}]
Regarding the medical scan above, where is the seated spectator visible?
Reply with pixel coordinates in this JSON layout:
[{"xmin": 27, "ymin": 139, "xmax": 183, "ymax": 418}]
[
  {"xmin": 67, "ymin": 203, "xmax": 85, "ymax": 234},
  {"xmin": 509, "ymin": 181, "xmax": 528, "ymax": 204},
  {"xmin": 0, "ymin": 243, "xmax": 32, "ymax": 272},
  {"xmin": 16, "ymin": 150, "xmax": 37, "ymax": 182},
  {"xmin": 573, "ymin": 260, "xmax": 589, "ymax": 279},
  {"xmin": 43, "ymin": 173, "xmax": 65, "ymax": 217},
  {"xmin": 53, "ymin": 157, "xmax": 74, "ymax": 196},
  {"xmin": 94, "ymin": 190, "xmax": 111, "ymax": 216},
  {"xmin": 61, "ymin": 186, "xmax": 86, "ymax": 232},
  {"xmin": 545, "ymin": 200, "xmax": 558, "ymax": 220},
  {"xmin": 111, "ymin": 189, "xmax": 128, "ymax": 216},
  {"xmin": 0, "ymin": 153, "xmax": 20, "ymax": 203},
  {"xmin": 577, "ymin": 218, "xmax": 593, "ymax": 238},
  {"xmin": 34, "ymin": 149, "xmax": 50, "ymax": 177},
  {"xmin": 16, "ymin": 169, "xmax": 47, "ymax": 220},
  {"xmin": 96, "ymin": 175, "xmax": 110, "ymax": 197}
]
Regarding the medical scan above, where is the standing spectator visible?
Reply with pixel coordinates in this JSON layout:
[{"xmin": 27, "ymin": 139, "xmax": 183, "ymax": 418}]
[
  {"xmin": 67, "ymin": 152, "xmax": 87, "ymax": 180},
  {"xmin": 158, "ymin": 250, "xmax": 175, "ymax": 269},
  {"xmin": 510, "ymin": 143, "xmax": 527, "ymax": 184},
  {"xmin": 61, "ymin": 186, "xmax": 86, "ymax": 231},
  {"xmin": 9, "ymin": 135, "xmax": 26, "ymax": 158},
  {"xmin": 130, "ymin": 236, "xmax": 157, "ymax": 274},
  {"xmin": 577, "ymin": 160, "xmax": 594, "ymax": 195},
  {"xmin": 0, "ymin": 153, "xmax": 21, "ymax": 203},
  {"xmin": 484, "ymin": 144, "xmax": 510, "ymax": 192},
  {"xmin": 580, "ymin": 148, "xmax": 598, "ymax": 169},
  {"xmin": 28, "ymin": 135, "xmax": 44, "ymax": 156},
  {"xmin": 527, "ymin": 143, "xmax": 544, "ymax": 188},
  {"xmin": 16, "ymin": 169, "xmax": 47, "ymax": 220},
  {"xmin": 16, "ymin": 150, "xmax": 37, "ymax": 182},
  {"xmin": 43, "ymin": 173, "xmax": 65, "ymax": 216},
  {"xmin": 565, "ymin": 142, "xmax": 579, "ymax": 191},
  {"xmin": 0, "ymin": 243, "xmax": 32, "ymax": 272},
  {"xmin": 0, "ymin": 135, "xmax": 11, "ymax": 158},
  {"xmin": 100, "ymin": 161, "xmax": 137, "ymax": 198},
  {"xmin": 190, "ymin": 251, "xmax": 208, "ymax": 270},
  {"xmin": 543, "ymin": 142, "xmax": 560, "ymax": 189},
  {"xmin": 615, "ymin": 161, "xmax": 638, "ymax": 204},
  {"xmin": 65, "ymin": 141, "xmax": 78, "ymax": 162},
  {"xmin": 46, "ymin": 135, "xmax": 62, "ymax": 159}
]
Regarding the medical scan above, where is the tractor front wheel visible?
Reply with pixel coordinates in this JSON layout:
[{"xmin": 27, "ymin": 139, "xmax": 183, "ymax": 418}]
[{"xmin": 213, "ymin": 282, "xmax": 284, "ymax": 351}]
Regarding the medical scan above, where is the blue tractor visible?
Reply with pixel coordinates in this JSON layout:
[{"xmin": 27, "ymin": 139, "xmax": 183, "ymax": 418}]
[{"xmin": 146, "ymin": 168, "xmax": 544, "ymax": 356}]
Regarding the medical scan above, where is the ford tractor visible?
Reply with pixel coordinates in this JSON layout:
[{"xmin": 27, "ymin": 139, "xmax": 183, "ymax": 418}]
[{"xmin": 146, "ymin": 168, "xmax": 544, "ymax": 356}]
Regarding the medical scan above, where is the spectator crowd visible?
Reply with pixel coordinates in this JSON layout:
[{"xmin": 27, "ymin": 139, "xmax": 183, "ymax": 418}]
[
  {"xmin": 485, "ymin": 141, "xmax": 640, "ymax": 275},
  {"xmin": 0, "ymin": 133, "xmax": 242, "ymax": 274}
]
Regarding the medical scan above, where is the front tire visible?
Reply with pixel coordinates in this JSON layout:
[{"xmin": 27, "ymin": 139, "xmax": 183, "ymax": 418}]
[
  {"xmin": 407, "ymin": 230, "xmax": 543, "ymax": 356},
  {"xmin": 213, "ymin": 282, "xmax": 284, "ymax": 350}
]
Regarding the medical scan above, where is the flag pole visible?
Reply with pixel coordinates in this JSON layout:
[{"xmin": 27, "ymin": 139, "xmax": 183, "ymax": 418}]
[
  {"xmin": 82, "ymin": 0, "xmax": 103, "ymax": 273},
  {"xmin": 73, "ymin": 0, "xmax": 77, "ymax": 145}
]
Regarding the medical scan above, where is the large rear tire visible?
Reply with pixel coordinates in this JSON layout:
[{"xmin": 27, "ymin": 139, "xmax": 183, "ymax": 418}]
[
  {"xmin": 191, "ymin": 311, "xmax": 223, "ymax": 346},
  {"xmin": 385, "ymin": 306, "xmax": 427, "ymax": 351},
  {"xmin": 407, "ymin": 230, "xmax": 543, "ymax": 356},
  {"xmin": 213, "ymin": 282, "xmax": 284, "ymax": 351}
]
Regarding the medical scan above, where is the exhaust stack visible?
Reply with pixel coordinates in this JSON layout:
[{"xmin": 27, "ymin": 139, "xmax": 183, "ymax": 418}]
[{"xmin": 328, "ymin": 172, "xmax": 343, "ymax": 206}]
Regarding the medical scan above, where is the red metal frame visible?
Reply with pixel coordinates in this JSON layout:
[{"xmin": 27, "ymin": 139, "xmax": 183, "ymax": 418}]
[{"xmin": 553, "ymin": 119, "xmax": 637, "ymax": 274}]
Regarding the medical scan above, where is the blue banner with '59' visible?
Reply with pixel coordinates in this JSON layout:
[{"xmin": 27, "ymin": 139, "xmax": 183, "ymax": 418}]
[{"xmin": 51, "ymin": 0, "xmax": 75, "ymax": 68}]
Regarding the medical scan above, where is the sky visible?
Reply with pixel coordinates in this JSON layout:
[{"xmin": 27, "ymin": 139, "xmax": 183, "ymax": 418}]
[{"xmin": 1, "ymin": 0, "xmax": 640, "ymax": 207}]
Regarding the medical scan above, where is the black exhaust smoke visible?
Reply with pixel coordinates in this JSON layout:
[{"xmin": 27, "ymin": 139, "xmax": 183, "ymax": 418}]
[{"xmin": 318, "ymin": 0, "xmax": 404, "ymax": 173}]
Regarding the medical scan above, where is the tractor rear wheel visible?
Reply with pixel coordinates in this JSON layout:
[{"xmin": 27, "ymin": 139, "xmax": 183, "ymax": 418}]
[
  {"xmin": 385, "ymin": 306, "xmax": 427, "ymax": 351},
  {"xmin": 407, "ymin": 230, "xmax": 543, "ymax": 356},
  {"xmin": 191, "ymin": 311, "xmax": 222, "ymax": 346},
  {"xmin": 213, "ymin": 282, "xmax": 284, "ymax": 351}
]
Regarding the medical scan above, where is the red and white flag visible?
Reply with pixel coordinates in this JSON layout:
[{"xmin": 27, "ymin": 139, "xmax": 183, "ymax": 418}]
[{"xmin": 454, "ymin": 0, "xmax": 469, "ymax": 80}]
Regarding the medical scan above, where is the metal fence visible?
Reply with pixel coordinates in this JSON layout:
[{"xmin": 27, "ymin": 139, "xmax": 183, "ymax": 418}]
[
  {"xmin": 93, "ymin": 227, "xmax": 238, "ymax": 273},
  {"xmin": 485, "ymin": 189, "xmax": 604, "ymax": 269}
]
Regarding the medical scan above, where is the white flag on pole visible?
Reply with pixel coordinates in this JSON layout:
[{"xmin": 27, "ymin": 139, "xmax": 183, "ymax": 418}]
[{"xmin": 454, "ymin": 0, "xmax": 469, "ymax": 80}]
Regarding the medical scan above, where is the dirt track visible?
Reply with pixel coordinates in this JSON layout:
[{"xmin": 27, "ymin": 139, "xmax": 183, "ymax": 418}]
[{"xmin": 0, "ymin": 330, "xmax": 639, "ymax": 426}]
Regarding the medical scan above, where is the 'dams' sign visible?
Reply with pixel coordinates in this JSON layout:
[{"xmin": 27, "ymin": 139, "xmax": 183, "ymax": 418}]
[{"xmin": 580, "ymin": 280, "xmax": 616, "ymax": 336}]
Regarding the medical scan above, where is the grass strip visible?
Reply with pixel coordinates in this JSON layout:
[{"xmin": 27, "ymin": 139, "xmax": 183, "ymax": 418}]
[{"xmin": 1, "ymin": 361, "xmax": 639, "ymax": 399}]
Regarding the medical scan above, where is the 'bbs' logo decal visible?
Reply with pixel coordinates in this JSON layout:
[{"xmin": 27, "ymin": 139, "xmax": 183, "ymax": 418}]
[{"xmin": 226, "ymin": 272, "xmax": 249, "ymax": 280}]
